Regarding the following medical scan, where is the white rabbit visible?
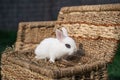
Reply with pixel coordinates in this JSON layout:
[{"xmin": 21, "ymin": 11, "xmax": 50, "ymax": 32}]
[{"xmin": 35, "ymin": 27, "xmax": 77, "ymax": 63}]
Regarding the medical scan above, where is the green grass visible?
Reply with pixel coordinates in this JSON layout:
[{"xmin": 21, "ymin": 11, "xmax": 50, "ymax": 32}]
[
  {"xmin": 108, "ymin": 43, "xmax": 120, "ymax": 80},
  {"xmin": 0, "ymin": 30, "xmax": 17, "ymax": 52},
  {"xmin": 0, "ymin": 30, "xmax": 120, "ymax": 80}
]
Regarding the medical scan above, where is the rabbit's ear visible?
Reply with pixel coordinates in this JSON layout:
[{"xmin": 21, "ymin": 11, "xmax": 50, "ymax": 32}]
[
  {"xmin": 56, "ymin": 29, "xmax": 64, "ymax": 41},
  {"xmin": 61, "ymin": 27, "xmax": 68, "ymax": 37}
]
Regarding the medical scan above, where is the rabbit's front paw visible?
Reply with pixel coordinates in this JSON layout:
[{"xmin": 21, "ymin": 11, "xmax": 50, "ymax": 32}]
[
  {"xmin": 35, "ymin": 56, "xmax": 45, "ymax": 60},
  {"xmin": 49, "ymin": 58, "xmax": 55, "ymax": 63}
]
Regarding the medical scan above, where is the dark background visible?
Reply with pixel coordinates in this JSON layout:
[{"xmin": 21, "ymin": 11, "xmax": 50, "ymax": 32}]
[{"xmin": 0, "ymin": 0, "xmax": 120, "ymax": 30}]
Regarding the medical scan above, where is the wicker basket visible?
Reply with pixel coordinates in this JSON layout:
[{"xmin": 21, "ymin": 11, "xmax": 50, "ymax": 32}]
[
  {"xmin": 56, "ymin": 3, "xmax": 120, "ymax": 63},
  {"xmin": 15, "ymin": 21, "xmax": 55, "ymax": 51},
  {"xmin": 1, "ymin": 4, "xmax": 120, "ymax": 80}
]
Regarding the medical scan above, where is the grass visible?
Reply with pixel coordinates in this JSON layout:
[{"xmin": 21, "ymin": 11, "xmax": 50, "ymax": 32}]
[
  {"xmin": 0, "ymin": 30, "xmax": 120, "ymax": 80},
  {"xmin": 108, "ymin": 43, "xmax": 120, "ymax": 80},
  {"xmin": 0, "ymin": 30, "xmax": 17, "ymax": 53}
]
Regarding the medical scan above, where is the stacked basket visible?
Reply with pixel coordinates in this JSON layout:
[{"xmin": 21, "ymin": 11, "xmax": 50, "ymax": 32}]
[{"xmin": 1, "ymin": 4, "xmax": 120, "ymax": 80}]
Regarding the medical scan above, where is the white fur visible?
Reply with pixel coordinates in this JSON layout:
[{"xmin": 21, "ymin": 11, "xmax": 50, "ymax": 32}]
[{"xmin": 35, "ymin": 27, "xmax": 77, "ymax": 63}]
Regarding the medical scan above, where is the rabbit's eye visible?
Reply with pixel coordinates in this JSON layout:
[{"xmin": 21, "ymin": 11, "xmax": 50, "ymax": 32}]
[{"xmin": 65, "ymin": 44, "xmax": 71, "ymax": 48}]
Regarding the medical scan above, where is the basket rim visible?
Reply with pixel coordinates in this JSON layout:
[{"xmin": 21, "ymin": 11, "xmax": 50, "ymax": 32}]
[
  {"xmin": 2, "ymin": 50, "xmax": 107, "ymax": 79},
  {"xmin": 15, "ymin": 21, "xmax": 56, "ymax": 51},
  {"xmin": 60, "ymin": 3, "xmax": 120, "ymax": 13},
  {"xmin": 18, "ymin": 21, "xmax": 56, "ymax": 28}
]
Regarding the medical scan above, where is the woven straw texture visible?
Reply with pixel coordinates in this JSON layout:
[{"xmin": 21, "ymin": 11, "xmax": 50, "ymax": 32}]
[
  {"xmin": 2, "ymin": 49, "xmax": 108, "ymax": 80},
  {"xmin": 1, "ymin": 4, "xmax": 120, "ymax": 80},
  {"xmin": 56, "ymin": 3, "xmax": 120, "ymax": 63},
  {"xmin": 15, "ymin": 21, "xmax": 55, "ymax": 51},
  {"xmin": 58, "ymin": 4, "xmax": 120, "ymax": 25}
]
